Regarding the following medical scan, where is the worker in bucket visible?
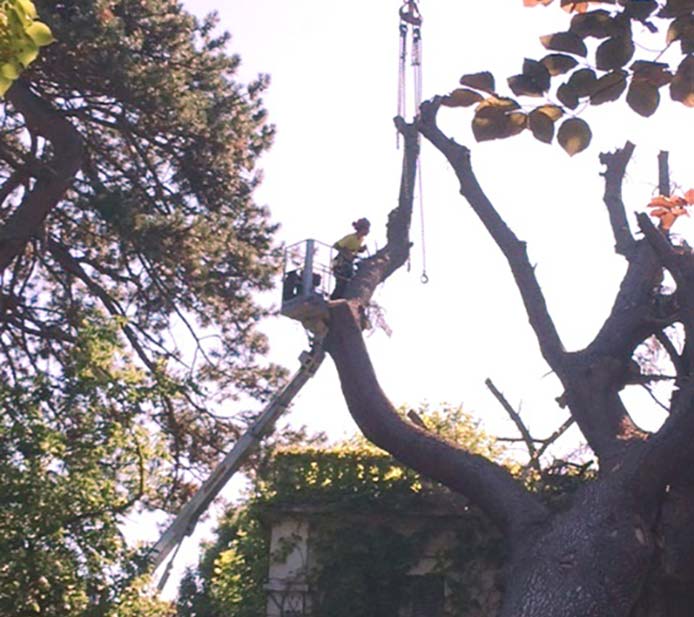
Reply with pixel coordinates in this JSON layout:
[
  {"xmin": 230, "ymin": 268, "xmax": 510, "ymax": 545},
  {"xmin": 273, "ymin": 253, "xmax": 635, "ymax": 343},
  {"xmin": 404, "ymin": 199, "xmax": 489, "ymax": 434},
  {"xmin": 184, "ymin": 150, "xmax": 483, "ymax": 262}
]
[{"xmin": 330, "ymin": 217, "xmax": 370, "ymax": 299}]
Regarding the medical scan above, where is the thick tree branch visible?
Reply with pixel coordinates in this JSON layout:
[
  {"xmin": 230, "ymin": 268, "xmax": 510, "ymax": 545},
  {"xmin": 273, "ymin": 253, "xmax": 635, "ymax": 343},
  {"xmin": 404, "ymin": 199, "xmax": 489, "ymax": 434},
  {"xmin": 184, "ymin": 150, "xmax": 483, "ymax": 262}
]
[
  {"xmin": 629, "ymin": 381, "xmax": 694, "ymax": 503},
  {"xmin": 326, "ymin": 302, "xmax": 548, "ymax": 538},
  {"xmin": 599, "ymin": 142, "xmax": 636, "ymax": 257},
  {"xmin": 0, "ymin": 82, "xmax": 83, "ymax": 274},
  {"xmin": 417, "ymin": 97, "xmax": 566, "ymax": 374},
  {"xmin": 638, "ymin": 213, "xmax": 694, "ymax": 369},
  {"xmin": 560, "ymin": 150, "xmax": 673, "ymax": 462},
  {"xmin": 342, "ymin": 118, "xmax": 418, "ymax": 303},
  {"xmin": 585, "ymin": 241, "xmax": 663, "ymax": 359}
]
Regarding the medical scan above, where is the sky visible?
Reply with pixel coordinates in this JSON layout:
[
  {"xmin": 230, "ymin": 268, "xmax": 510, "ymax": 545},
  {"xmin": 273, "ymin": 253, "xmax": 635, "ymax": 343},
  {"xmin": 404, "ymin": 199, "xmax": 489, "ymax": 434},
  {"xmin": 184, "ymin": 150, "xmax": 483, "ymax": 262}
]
[{"xmin": 147, "ymin": 0, "xmax": 694, "ymax": 597}]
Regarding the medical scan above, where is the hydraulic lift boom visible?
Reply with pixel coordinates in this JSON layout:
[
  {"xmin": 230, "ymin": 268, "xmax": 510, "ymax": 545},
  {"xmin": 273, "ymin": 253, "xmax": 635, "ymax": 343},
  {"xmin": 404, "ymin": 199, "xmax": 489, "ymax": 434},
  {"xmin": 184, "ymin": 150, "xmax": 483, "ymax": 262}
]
[{"xmin": 149, "ymin": 344, "xmax": 325, "ymax": 578}]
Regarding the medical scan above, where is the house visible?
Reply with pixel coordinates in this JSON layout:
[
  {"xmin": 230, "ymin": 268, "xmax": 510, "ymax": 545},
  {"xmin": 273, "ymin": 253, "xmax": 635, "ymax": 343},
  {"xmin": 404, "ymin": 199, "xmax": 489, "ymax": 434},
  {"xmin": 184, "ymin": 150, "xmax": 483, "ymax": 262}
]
[{"xmin": 257, "ymin": 449, "xmax": 503, "ymax": 617}]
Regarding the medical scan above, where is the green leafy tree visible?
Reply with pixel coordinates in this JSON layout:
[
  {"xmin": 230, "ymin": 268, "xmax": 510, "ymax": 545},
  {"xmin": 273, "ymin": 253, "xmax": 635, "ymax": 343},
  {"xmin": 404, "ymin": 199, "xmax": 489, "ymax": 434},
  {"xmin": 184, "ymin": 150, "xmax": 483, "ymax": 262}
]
[
  {"xmin": 0, "ymin": 0, "xmax": 281, "ymax": 613},
  {"xmin": 0, "ymin": 310, "xmax": 175, "ymax": 615}
]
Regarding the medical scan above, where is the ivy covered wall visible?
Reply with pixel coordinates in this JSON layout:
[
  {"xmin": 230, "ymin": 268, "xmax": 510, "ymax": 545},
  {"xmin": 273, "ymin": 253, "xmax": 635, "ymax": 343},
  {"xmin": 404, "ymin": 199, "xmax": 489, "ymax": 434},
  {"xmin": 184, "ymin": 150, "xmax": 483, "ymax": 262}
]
[{"xmin": 177, "ymin": 406, "xmax": 513, "ymax": 617}]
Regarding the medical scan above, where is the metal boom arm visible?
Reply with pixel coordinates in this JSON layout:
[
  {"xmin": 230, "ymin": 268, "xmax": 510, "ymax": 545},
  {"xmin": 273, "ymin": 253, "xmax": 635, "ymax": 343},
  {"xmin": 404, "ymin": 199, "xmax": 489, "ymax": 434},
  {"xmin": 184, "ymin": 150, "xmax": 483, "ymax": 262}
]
[{"xmin": 148, "ymin": 344, "xmax": 325, "ymax": 574}]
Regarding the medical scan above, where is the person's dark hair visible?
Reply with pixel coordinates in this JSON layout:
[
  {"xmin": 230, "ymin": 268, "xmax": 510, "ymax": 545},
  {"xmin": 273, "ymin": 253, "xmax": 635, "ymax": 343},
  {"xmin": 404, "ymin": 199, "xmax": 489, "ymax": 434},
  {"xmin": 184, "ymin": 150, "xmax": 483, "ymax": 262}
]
[{"xmin": 352, "ymin": 217, "xmax": 370, "ymax": 232}]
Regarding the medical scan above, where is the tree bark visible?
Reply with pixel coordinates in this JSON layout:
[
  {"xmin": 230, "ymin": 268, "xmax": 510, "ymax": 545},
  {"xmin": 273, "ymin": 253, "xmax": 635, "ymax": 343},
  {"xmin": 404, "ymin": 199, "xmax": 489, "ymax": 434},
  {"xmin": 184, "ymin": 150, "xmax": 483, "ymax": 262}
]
[{"xmin": 0, "ymin": 81, "xmax": 83, "ymax": 274}]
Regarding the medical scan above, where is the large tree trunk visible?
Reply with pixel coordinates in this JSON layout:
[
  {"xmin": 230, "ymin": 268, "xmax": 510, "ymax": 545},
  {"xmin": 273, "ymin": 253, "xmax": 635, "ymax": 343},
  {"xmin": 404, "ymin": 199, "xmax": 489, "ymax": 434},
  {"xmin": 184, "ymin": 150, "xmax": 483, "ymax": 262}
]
[{"xmin": 324, "ymin": 105, "xmax": 694, "ymax": 616}]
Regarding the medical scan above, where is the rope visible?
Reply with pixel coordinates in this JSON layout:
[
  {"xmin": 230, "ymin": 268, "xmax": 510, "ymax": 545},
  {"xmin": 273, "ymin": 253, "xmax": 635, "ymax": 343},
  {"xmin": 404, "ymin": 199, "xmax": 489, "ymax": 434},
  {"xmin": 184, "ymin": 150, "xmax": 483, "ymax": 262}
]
[
  {"xmin": 412, "ymin": 24, "xmax": 427, "ymax": 283},
  {"xmin": 397, "ymin": 0, "xmax": 428, "ymax": 284},
  {"xmin": 397, "ymin": 23, "xmax": 407, "ymax": 148},
  {"xmin": 416, "ymin": 156, "xmax": 428, "ymax": 284},
  {"xmin": 412, "ymin": 26, "xmax": 422, "ymax": 110}
]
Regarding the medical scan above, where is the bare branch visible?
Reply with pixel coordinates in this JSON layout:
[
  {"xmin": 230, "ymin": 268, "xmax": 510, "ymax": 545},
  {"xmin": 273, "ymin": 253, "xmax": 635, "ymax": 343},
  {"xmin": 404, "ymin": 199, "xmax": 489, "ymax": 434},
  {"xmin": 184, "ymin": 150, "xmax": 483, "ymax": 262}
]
[
  {"xmin": 639, "ymin": 383, "xmax": 671, "ymax": 414},
  {"xmin": 655, "ymin": 330, "xmax": 685, "ymax": 377},
  {"xmin": 599, "ymin": 142, "xmax": 636, "ymax": 257},
  {"xmin": 418, "ymin": 97, "xmax": 566, "ymax": 374},
  {"xmin": 0, "ymin": 82, "xmax": 83, "ymax": 274},
  {"xmin": 535, "ymin": 417, "xmax": 574, "ymax": 461},
  {"xmin": 658, "ymin": 151, "xmax": 670, "ymax": 197},
  {"xmin": 325, "ymin": 301, "xmax": 548, "ymax": 538},
  {"xmin": 47, "ymin": 238, "xmax": 157, "ymax": 373},
  {"xmin": 485, "ymin": 378, "xmax": 538, "ymax": 467}
]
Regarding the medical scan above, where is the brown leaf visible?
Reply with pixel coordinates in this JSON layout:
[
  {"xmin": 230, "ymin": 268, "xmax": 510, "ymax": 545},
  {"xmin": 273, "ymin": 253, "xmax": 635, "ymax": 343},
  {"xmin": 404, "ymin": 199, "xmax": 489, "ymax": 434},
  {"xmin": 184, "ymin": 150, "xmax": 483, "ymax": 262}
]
[
  {"xmin": 670, "ymin": 54, "xmax": 694, "ymax": 107},
  {"xmin": 557, "ymin": 117, "xmax": 592, "ymax": 155},
  {"xmin": 535, "ymin": 104, "xmax": 564, "ymax": 121},
  {"xmin": 596, "ymin": 36, "xmax": 635, "ymax": 71},
  {"xmin": 567, "ymin": 68, "xmax": 598, "ymax": 96},
  {"xmin": 541, "ymin": 53, "xmax": 579, "ymax": 76},
  {"xmin": 540, "ymin": 31, "xmax": 588, "ymax": 56},
  {"xmin": 626, "ymin": 80, "xmax": 660, "ymax": 116},
  {"xmin": 508, "ymin": 74, "xmax": 546, "ymax": 96},
  {"xmin": 623, "ymin": 0, "xmax": 658, "ymax": 20},
  {"xmin": 630, "ymin": 61, "xmax": 673, "ymax": 88},
  {"xmin": 528, "ymin": 108, "xmax": 556, "ymax": 143},
  {"xmin": 658, "ymin": 0, "xmax": 694, "ymax": 18},
  {"xmin": 507, "ymin": 112, "xmax": 529, "ymax": 136},
  {"xmin": 472, "ymin": 105, "xmax": 526, "ymax": 141},
  {"xmin": 441, "ymin": 88, "xmax": 485, "ymax": 107},
  {"xmin": 557, "ymin": 83, "xmax": 580, "ymax": 109},
  {"xmin": 523, "ymin": 58, "xmax": 552, "ymax": 90},
  {"xmin": 470, "ymin": 109, "xmax": 503, "ymax": 141},
  {"xmin": 590, "ymin": 70, "xmax": 628, "ymax": 105},
  {"xmin": 570, "ymin": 9, "xmax": 617, "ymax": 38},
  {"xmin": 667, "ymin": 15, "xmax": 694, "ymax": 53},
  {"xmin": 459, "ymin": 71, "xmax": 496, "ymax": 93},
  {"xmin": 476, "ymin": 95, "xmax": 521, "ymax": 113}
]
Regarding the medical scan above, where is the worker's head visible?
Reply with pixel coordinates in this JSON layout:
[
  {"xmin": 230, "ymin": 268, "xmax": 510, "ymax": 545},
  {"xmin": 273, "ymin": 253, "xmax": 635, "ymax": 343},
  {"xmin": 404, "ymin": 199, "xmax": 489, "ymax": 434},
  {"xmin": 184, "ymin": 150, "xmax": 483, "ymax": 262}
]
[{"xmin": 353, "ymin": 218, "xmax": 371, "ymax": 235}]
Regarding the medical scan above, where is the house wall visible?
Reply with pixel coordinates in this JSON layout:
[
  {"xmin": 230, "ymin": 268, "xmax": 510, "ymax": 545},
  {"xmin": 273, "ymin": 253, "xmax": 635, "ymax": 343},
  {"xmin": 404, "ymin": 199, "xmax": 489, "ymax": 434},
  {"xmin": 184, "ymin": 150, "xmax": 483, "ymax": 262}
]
[
  {"xmin": 264, "ymin": 518, "xmax": 311, "ymax": 617},
  {"xmin": 263, "ymin": 515, "xmax": 463, "ymax": 617}
]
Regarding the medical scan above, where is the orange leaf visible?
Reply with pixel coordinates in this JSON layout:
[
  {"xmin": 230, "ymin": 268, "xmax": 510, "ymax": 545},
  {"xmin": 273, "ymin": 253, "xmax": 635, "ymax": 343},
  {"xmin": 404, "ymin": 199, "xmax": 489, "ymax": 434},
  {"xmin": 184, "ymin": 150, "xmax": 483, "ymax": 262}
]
[
  {"xmin": 524, "ymin": 0, "xmax": 553, "ymax": 5},
  {"xmin": 562, "ymin": 2, "xmax": 590, "ymax": 12},
  {"xmin": 650, "ymin": 207, "xmax": 670, "ymax": 217},
  {"xmin": 648, "ymin": 195, "xmax": 687, "ymax": 208},
  {"xmin": 684, "ymin": 188, "xmax": 694, "ymax": 204},
  {"xmin": 660, "ymin": 213, "xmax": 677, "ymax": 231},
  {"xmin": 648, "ymin": 196, "xmax": 671, "ymax": 208}
]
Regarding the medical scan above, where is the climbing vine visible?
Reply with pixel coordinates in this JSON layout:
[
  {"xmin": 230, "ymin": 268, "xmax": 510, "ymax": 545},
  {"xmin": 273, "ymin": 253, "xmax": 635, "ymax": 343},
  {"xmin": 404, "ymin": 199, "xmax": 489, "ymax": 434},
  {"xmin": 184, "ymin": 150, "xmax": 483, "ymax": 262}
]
[
  {"xmin": 178, "ymin": 405, "xmax": 511, "ymax": 617},
  {"xmin": 178, "ymin": 404, "xmax": 594, "ymax": 616}
]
